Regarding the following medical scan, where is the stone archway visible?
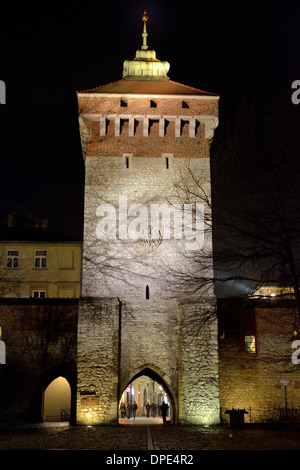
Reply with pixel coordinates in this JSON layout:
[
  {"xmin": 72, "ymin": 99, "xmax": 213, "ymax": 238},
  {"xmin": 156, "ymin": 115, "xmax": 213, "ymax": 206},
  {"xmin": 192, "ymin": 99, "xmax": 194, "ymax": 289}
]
[
  {"xmin": 43, "ymin": 376, "xmax": 71, "ymax": 422},
  {"xmin": 119, "ymin": 367, "xmax": 176, "ymax": 424},
  {"xmin": 28, "ymin": 366, "xmax": 76, "ymax": 424}
]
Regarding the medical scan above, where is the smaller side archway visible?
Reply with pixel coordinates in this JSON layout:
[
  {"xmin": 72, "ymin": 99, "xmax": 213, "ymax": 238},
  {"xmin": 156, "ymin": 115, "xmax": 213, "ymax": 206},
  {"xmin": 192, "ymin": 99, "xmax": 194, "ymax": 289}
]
[
  {"xmin": 43, "ymin": 376, "xmax": 71, "ymax": 422},
  {"xmin": 29, "ymin": 366, "xmax": 76, "ymax": 424}
]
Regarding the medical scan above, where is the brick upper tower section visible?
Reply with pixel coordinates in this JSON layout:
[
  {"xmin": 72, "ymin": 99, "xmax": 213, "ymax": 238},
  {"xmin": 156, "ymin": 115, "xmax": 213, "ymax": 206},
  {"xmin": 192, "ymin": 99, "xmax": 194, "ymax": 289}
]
[
  {"xmin": 77, "ymin": 10, "xmax": 219, "ymax": 162},
  {"xmin": 77, "ymin": 81, "xmax": 219, "ymax": 160}
]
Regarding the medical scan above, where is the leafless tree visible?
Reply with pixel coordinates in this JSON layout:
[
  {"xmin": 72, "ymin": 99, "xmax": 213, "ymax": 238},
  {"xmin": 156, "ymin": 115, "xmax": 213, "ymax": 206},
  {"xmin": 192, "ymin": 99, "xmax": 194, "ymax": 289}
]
[{"xmin": 167, "ymin": 94, "xmax": 300, "ymax": 323}]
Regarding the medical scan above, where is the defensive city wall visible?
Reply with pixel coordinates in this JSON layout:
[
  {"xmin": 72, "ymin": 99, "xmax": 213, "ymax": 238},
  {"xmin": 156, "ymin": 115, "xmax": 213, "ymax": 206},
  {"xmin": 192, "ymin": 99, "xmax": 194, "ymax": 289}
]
[
  {"xmin": 77, "ymin": 297, "xmax": 219, "ymax": 426},
  {"xmin": 0, "ymin": 298, "xmax": 300, "ymax": 424}
]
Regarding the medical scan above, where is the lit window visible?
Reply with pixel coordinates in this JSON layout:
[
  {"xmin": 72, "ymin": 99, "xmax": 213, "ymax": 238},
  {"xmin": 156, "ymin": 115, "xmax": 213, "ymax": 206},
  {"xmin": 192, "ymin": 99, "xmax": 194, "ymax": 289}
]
[
  {"xmin": 6, "ymin": 250, "xmax": 19, "ymax": 268},
  {"xmin": 245, "ymin": 335, "xmax": 256, "ymax": 353},
  {"xmin": 32, "ymin": 290, "xmax": 46, "ymax": 298},
  {"xmin": 35, "ymin": 250, "xmax": 47, "ymax": 268}
]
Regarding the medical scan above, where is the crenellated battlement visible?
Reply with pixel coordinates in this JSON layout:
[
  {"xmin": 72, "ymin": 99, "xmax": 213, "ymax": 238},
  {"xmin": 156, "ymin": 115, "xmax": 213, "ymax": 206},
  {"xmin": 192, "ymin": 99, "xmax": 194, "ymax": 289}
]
[{"xmin": 79, "ymin": 113, "xmax": 218, "ymax": 139}]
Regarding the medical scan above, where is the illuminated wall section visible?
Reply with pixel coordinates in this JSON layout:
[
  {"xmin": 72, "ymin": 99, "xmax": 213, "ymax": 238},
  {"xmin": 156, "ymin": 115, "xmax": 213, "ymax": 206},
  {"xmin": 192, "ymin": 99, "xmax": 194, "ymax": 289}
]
[{"xmin": 76, "ymin": 298, "xmax": 120, "ymax": 425}]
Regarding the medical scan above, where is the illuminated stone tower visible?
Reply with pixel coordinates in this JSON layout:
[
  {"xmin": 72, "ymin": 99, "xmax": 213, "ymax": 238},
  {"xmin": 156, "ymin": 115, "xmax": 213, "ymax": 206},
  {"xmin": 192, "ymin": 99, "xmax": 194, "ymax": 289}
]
[{"xmin": 76, "ymin": 11, "xmax": 220, "ymax": 425}]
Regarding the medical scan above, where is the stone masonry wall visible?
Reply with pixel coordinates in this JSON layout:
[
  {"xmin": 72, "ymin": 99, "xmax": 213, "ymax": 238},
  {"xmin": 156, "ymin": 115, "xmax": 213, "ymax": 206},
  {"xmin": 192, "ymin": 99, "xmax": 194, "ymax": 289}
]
[
  {"xmin": 77, "ymin": 298, "xmax": 120, "ymax": 425},
  {"xmin": 179, "ymin": 300, "xmax": 219, "ymax": 425},
  {"xmin": 218, "ymin": 300, "xmax": 300, "ymax": 423},
  {"xmin": 77, "ymin": 296, "xmax": 220, "ymax": 425},
  {"xmin": 0, "ymin": 299, "xmax": 77, "ymax": 423},
  {"xmin": 81, "ymin": 155, "xmax": 213, "ymax": 300}
]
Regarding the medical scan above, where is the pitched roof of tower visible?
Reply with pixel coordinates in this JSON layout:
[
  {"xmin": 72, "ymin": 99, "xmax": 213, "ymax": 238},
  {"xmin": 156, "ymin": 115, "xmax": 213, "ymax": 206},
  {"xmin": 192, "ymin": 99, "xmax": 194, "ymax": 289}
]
[{"xmin": 78, "ymin": 79, "xmax": 219, "ymax": 97}]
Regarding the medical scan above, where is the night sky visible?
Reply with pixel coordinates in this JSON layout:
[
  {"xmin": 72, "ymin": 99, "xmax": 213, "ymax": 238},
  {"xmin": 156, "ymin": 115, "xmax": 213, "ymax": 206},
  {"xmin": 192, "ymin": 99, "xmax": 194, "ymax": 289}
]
[{"xmin": 0, "ymin": 0, "xmax": 299, "ymax": 239}]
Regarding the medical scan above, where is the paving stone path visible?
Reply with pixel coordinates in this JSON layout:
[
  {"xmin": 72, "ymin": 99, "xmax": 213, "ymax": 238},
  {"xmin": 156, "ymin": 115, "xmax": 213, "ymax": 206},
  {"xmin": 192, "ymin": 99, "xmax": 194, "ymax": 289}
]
[{"xmin": 1, "ymin": 420, "xmax": 300, "ymax": 451}]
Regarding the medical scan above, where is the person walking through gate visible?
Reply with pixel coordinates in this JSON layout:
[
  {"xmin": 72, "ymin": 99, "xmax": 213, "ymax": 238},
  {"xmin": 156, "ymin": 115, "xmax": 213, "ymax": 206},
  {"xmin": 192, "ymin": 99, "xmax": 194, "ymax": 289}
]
[
  {"xmin": 146, "ymin": 402, "xmax": 151, "ymax": 418},
  {"xmin": 120, "ymin": 402, "xmax": 126, "ymax": 418},
  {"xmin": 132, "ymin": 401, "xmax": 138, "ymax": 419},
  {"xmin": 160, "ymin": 401, "xmax": 169, "ymax": 423},
  {"xmin": 126, "ymin": 402, "xmax": 132, "ymax": 419}
]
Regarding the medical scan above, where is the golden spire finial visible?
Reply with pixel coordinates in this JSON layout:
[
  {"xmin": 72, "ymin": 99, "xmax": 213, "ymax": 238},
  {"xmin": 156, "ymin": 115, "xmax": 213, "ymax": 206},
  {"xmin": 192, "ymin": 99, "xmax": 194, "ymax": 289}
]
[
  {"xmin": 141, "ymin": 9, "xmax": 149, "ymax": 50},
  {"xmin": 142, "ymin": 9, "xmax": 149, "ymax": 22}
]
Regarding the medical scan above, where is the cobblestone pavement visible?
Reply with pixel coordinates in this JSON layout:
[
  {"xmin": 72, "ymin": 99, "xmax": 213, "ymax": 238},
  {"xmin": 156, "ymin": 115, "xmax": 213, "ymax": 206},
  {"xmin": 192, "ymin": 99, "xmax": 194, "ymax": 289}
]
[{"xmin": 1, "ymin": 419, "xmax": 300, "ymax": 452}]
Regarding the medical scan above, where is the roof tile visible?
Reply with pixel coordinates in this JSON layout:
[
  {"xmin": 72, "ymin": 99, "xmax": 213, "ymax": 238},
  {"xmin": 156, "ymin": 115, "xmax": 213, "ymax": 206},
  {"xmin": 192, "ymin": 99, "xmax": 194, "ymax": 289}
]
[{"xmin": 78, "ymin": 79, "xmax": 219, "ymax": 97}]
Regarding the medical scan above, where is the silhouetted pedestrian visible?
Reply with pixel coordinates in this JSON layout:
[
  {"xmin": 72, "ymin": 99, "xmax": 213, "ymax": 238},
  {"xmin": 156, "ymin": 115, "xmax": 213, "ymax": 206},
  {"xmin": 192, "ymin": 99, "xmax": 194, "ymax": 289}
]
[
  {"xmin": 126, "ymin": 402, "xmax": 132, "ymax": 419},
  {"xmin": 160, "ymin": 401, "xmax": 169, "ymax": 423},
  {"xmin": 120, "ymin": 402, "xmax": 126, "ymax": 418},
  {"xmin": 132, "ymin": 401, "xmax": 138, "ymax": 419}
]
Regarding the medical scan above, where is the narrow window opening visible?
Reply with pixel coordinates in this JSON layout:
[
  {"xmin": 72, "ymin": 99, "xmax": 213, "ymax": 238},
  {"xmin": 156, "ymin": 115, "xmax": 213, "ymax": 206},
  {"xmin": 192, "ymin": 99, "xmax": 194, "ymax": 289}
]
[
  {"xmin": 164, "ymin": 120, "xmax": 170, "ymax": 134},
  {"xmin": 120, "ymin": 118, "xmax": 129, "ymax": 135},
  {"xmin": 182, "ymin": 101, "xmax": 189, "ymax": 108},
  {"xmin": 133, "ymin": 119, "xmax": 140, "ymax": 135},
  {"xmin": 106, "ymin": 118, "xmax": 113, "ymax": 135},
  {"xmin": 180, "ymin": 120, "xmax": 189, "ymax": 135},
  {"xmin": 123, "ymin": 154, "xmax": 132, "ymax": 169},
  {"xmin": 150, "ymin": 100, "xmax": 157, "ymax": 108},
  {"xmin": 146, "ymin": 285, "xmax": 150, "ymax": 299},
  {"xmin": 149, "ymin": 119, "xmax": 159, "ymax": 134},
  {"xmin": 120, "ymin": 99, "xmax": 127, "ymax": 107},
  {"xmin": 162, "ymin": 154, "xmax": 173, "ymax": 170}
]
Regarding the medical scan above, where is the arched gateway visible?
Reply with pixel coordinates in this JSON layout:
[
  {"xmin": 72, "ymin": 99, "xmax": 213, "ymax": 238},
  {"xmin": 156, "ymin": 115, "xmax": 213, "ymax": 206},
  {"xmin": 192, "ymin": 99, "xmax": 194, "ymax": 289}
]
[
  {"xmin": 76, "ymin": 11, "xmax": 220, "ymax": 426},
  {"xmin": 120, "ymin": 367, "xmax": 176, "ymax": 423}
]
